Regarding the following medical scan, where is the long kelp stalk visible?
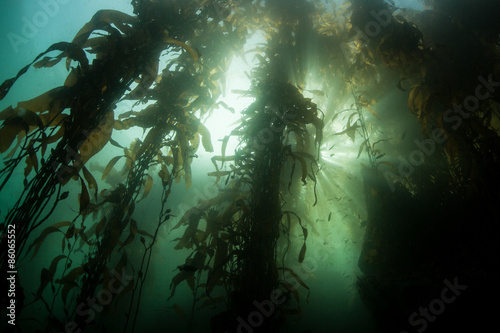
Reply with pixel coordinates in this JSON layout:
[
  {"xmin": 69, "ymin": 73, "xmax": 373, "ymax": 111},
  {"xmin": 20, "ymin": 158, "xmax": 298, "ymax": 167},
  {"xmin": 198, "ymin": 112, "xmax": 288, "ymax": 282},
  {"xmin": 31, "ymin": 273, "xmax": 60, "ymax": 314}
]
[{"xmin": 0, "ymin": 11, "xmax": 171, "ymax": 272}]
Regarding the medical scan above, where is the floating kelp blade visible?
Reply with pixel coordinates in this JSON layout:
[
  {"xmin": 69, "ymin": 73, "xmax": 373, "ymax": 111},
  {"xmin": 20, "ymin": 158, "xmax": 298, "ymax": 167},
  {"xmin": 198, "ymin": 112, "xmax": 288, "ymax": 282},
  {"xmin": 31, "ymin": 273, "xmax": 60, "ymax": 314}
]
[{"xmin": 0, "ymin": 42, "xmax": 88, "ymax": 100}]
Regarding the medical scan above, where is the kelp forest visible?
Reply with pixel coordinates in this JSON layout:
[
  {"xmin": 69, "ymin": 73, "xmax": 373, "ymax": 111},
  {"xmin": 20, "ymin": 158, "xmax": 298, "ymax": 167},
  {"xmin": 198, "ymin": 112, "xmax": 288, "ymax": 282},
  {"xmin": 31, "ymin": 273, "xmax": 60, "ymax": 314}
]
[{"xmin": 0, "ymin": 0, "xmax": 499, "ymax": 332}]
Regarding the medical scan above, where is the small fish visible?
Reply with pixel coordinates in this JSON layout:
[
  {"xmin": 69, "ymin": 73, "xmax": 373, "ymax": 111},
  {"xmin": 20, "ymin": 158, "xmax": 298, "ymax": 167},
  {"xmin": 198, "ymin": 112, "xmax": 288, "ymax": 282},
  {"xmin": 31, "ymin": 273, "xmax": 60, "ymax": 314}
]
[
  {"xmin": 328, "ymin": 212, "xmax": 332, "ymax": 221},
  {"xmin": 401, "ymin": 130, "xmax": 407, "ymax": 141},
  {"xmin": 176, "ymin": 264, "xmax": 198, "ymax": 272}
]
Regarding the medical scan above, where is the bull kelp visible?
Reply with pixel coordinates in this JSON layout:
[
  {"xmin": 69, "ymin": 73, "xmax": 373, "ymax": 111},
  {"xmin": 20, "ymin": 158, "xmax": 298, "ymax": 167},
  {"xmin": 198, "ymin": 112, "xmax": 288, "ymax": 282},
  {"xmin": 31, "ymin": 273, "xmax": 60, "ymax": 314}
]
[{"xmin": 1, "ymin": 0, "xmax": 499, "ymax": 332}]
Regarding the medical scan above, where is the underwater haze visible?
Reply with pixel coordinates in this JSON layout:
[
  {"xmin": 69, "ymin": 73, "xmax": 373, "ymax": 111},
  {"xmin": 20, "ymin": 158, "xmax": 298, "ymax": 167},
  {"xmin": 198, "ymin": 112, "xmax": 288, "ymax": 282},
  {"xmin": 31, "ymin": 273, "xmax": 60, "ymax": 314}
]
[{"xmin": 1, "ymin": 0, "xmax": 499, "ymax": 332}]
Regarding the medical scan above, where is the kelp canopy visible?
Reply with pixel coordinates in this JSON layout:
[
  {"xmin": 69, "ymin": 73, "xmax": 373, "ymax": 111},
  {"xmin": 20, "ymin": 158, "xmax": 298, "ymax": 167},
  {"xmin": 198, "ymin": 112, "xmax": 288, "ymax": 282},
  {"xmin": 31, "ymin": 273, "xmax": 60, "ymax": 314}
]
[{"xmin": 1, "ymin": 0, "xmax": 499, "ymax": 332}]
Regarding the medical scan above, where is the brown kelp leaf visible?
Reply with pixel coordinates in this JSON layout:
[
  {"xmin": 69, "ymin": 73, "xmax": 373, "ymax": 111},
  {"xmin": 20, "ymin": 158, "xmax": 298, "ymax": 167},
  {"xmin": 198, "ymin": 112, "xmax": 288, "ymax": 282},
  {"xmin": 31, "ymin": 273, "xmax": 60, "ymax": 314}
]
[
  {"xmin": 0, "ymin": 117, "xmax": 28, "ymax": 153},
  {"xmin": 65, "ymin": 224, "xmax": 76, "ymax": 240},
  {"xmin": 16, "ymin": 108, "xmax": 44, "ymax": 128},
  {"xmin": 39, "ymin": 132, "xmax": 49, "ymax": 158},
  {"xmin": 73, "ymin": 225, "xmax": 93, "ymax": 251},
  {"xmin": 162, "ymin": 155, "xmax": 175, "ymax": 166},
  {"xmin": 207, "ymin": 171, "xmax": 231, "ymax": 185},
  {"xmin": 49, "ymin": 255, "xmax": 67, "ymax": 278},
  {"xmin": 61, "ymin": 282, "xmax": 79, "ymax": 306},
  {"xmin": 207, "ymin": 240, "xmax": 228, "ymax": 294},
  {"xmin": 79, "ymin": 110, "xmax": 114, "ymax": 165},
  {"xmin": 109, "ymin": 137, "xmax": 124, "ymax": 149},
  {"xmin": 24, "ymin": 156, "xmax": 34, "ymax": 178},
  {"xmin": 38, "ymin": 255, "xmax": 67, "ymax": 297},
  {"xmin": 408, "ymin": 84, "xmax": 430, "ymax": 116},
  {"xmin": 28, "ymin": 146, "xmax": 43, "ymax": 174},
  {"xmin": 198, "ymin": 123, "xmax": 213, "ymax": 152},
  {"xmin": 27, "ymin": 222, "xmax": 71, "ymax": 259},
  {"xmin": 307, "ymin": 89, "xmax": 325, "ymax": 96},
  {"xmin": 128, "ymin": 61, "xmax": 159, "ymax": 98},
  {"xmin": 220, "ymin": 135, "xmax": 230, "ymax": 167},
  {"xmin": 79, "ymin": 177, "xmax": 90, "ymax": 215},
  {"xmin": 83, "ymin": 36, "xmax": 108, "ymax": 50},
  {"xmin": 125, "ymin": 202, "xmax": 135, "ymax": 221},
  {"xmin": 82, "ymin": 166, "xmax": 98, "ymax": 200},
  {"xmin": 363, "ymin": 105, "xmax": 380, "ymax": 119},
  {"xmin": 168, "ymin": 270, "xmax": 195, "ymax": 300},
  {"xmin": 281, "ymin": 280, "xmax": 301, "ymax": 305},
  {"xmin": 18, "ymin": 90, "xmax": 55, "ymax": 114},
  {"xmin": 186, "ymin": 275, "xmax": 196, "ymax": 291},
  {"xmin": 170, "ymin": 207, "xmax": 198, "ymax": 231},
  {"xmin": 37, "ymin": 268, "xmax": 51, "ymax": 297},
  {"xmin": 356, "ymin": 139, "xmax": 369, "ymax": 159},
  {"xmin": 174, "ymin": 212, "xmax": 202, "ymax": 250},
  {"xmin": 27, "ymin": 144, "xmax": 39, "ymax": 173},
  {"xmin": 56, "ymin": 267, "xmax": 85, "ymax": 285},
  {"xmin": 5, "ymin": 132, "xmax": 25, "ymax": 159},
  {"xmin": 164, "ymin": 36, "xmax": 199, "ymax": 61},
  {"xmin": 0, "ymin": 77, "xmax": 17, "ymax": 101},
  {"xmin": 298, "ymin": 243, "xmax": 307, "ymax": 263},
  {"xmin": 169, "ymin": 252, "xmax": 206, "ymax": 299},
  {"xmin": 34, "ymin": 42, "xmax": 88, "ymax": 72},
  {"xmin": 119, "ymin": 233, "xmax": 135, "ymax": 250},
  {"xmin": 397, "ymin": 77, "xmax": 411, "ymax": 91},
  {"xmin": 333, "ymin": 119, "xmax": 360, "ymax": 142},
  {"xmin": 289, "ymin": 153, "xmax": 308, "ymax": 184},
  {"xmin": 278, "ymin": 267, "xmax": 310, "ymax": 291},
  {"xmin": 0, "ymin": 42, "xmax": 87, "ymax": 101},
  {"xmin": 0, "ymin": 105, "xmax": 16, "ymax": 121},
  {"xmin": 46, "ymin": 126, "xmax": 65, "ymax": 144},
  {"xmin": 102, "ymin": 155, "xmax": 123, "ymax": 180},
  {"xmin": 158, "ymin": 164, "xmax": 170, "ymax": 186},
  {"xmin": 137, "ymin": 229, "xmax": 154, "ymax": 239},
  {"xmin": 18, "ymin": 87, "xmax": 71, "ymax": 118},
  {"xmin": 190, "ymin": 132, "xmax": 200, "ymax": 150},
  {"xmin": 34, "ymin": 56, "xmax": 62, "ymax": 69},
  {"xmin": 119, "ymin": 219, "xmax": 138, "ymax": 250},
  {"xmin": 139, "ymin": 174, "xmax": 153, "ymax": 201},
  {"xmin": 72, "ymin": 10, "xmax": 137, "ymax": 47},
  {"xmin": 211, "ymin": 156, "xmax": 235, "ymax": 170},
  {"xmin": 64, "ymin": 67, "xmax": 79, "ymax": 87},
  {"xmin": 357, "ymin": 95, "xmax": 379, "ymax": 119}
]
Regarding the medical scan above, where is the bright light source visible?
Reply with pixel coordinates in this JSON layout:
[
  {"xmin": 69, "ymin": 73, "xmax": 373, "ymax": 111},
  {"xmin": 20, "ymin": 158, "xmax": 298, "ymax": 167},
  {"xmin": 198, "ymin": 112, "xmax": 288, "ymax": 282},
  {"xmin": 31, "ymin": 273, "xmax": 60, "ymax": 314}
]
[{"xmin": 201, "ymin": 32, "xmax": 267, "ymax": 158}]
